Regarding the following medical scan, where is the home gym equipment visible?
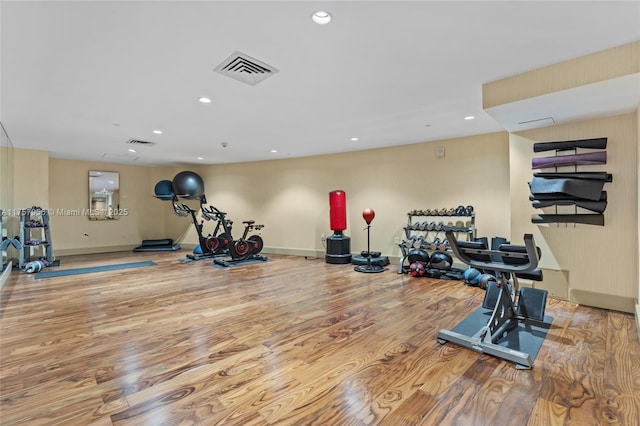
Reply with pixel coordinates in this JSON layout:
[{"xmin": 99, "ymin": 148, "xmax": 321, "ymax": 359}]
[
  {"xmin": 478, "ymin": 273, "xmax": 497, "ymax": 290},
  {"xmin": 398, "ymin": 207, "xmax": 475, "ymax": 274},
  {"xmin": 23, "ymin": 260, "xmax": 45, "ymax": 273},
  {"xmin": 533, "ymin": 136, "xmax": 607, "ymax": 152},
  {"xmin": 325, "ymin": 190, "xmax": 351, "ymax": 264},
  {"xmin": 354, "ymin": 208, "xmax": 385, "ymax": 273},
  {"xmin": 153, "ymin": 172, "xmax": 268, "ymax": 266},
  {"xmin": 429, "ymin": 251, "xmax": 453, "ymax": 270},
  {"xmin": 133, "ymin": 239, "xmax": 181, "ymax": 252},
  {"xmin": 154, "ymin": 179, "xmax": 175, "ymax": 200},
  {"xmin": 144, "ymin": 179, "xmax": 182, "ymax": 252},
  {"xmin": 438, "ymin": 230, "xmax": 550, "ymax": 369},
  {"xmin": 407, "ymin": 248, "xmax": 429, "ymax": 264},
  {"xmin": 463, "ymin": 267, "xmax": 482, "ymax": 286},
  {"xmin": 531, "ymin": 150, "xmax": 606, "ymax": 169},
  {"xmin": 409, "ymin": 261, "xmax": 426, "ymax": 277},
  {"xmin": 173, "ymin": 197, "xmax": 266, "ymax": 265},
  {"xmin": 530, "ymin": 137, "xmax": 611, "ymax": 227},
  {"xmin": 212, "ymin": 215, "xmax": 265, "ymax": 267},
  {"xmin": 172, "ymin": 171, "xmax": 205, "ymax": 199}
]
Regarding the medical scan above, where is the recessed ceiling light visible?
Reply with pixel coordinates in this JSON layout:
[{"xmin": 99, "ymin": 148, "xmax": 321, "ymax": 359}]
[
  {"xmin": 350, "ymin": 137, "xmax": 359, "ymax": 141},
  {"xmin": 128, "ymin": 148, "xmax": 136, "ymax": 153},
  {"xmin": 198, "ymin": 97, "xmax": 212, "ymax": 104},
  {"xmin": 464, "ymin": 115, "xmax": 475, "ymax": 120},
  {"xmin": 271, "ymin": 149, "xmax": 278, "ymax": 153},
  {"xmin": 197, "ymin": 157, "xmax": 204, "ymax": 160},
  {"xmin": 312, "ymin": 11, "xmax": 332, "ymax": 25},
  {"xmin": 152, "ymin": 130, "xmax": 162, "ymax": 134},
  {"xmin": 424, "ymin": 124, "xmax": 431, "ymax": 127}
]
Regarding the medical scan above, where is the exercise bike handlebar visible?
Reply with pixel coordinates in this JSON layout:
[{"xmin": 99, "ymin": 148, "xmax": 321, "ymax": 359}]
[
  {"xmin": 202, "ymin": 204, "xmax": 227, "ymax": 216},
  {"xmin": 445, "ymin": 230, "xmax": 540, "ymax": 274}
]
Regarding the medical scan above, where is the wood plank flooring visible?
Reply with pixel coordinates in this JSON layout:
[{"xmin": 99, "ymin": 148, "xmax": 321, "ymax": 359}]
[{"xmin": 1, "ymin": 251, "xmax": 639, "ymax": 425}]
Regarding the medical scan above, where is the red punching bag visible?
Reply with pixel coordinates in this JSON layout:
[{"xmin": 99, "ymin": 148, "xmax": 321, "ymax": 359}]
[{"xmin": 329, "ymin": 190, "xmax": 347, "ymax": 232}]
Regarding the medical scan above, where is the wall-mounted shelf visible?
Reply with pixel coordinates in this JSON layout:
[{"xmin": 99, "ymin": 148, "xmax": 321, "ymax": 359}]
[{"xmin": 530, "ymin": 137, "xmax": 610, "ymax": 226}]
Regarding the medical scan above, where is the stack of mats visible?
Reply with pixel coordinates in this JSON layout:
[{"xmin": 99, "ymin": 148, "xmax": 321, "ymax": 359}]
[{"xmin": 529, "ymin": 137, "xmax": 610, "ymax": 226}]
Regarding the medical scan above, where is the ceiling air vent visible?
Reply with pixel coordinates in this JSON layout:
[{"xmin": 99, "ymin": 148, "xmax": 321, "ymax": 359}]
[
  {"xmin": 126, "ymin": 139, "xmax": 156, "ymax": 146},
  {"xmin": 214, "ymin": 51, "xmax": 279, "ymax": 86},
  {"xmin": 517, "ymin": 117, "xmax": 556, "ymax": 127}
]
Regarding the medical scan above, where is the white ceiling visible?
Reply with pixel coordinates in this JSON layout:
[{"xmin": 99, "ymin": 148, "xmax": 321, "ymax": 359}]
[{"xmin": 1, "ymin": 1, "xmax": 639, "ymax": 167}]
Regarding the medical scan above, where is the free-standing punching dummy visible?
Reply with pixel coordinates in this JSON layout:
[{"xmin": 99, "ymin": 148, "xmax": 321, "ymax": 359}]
[{"xmin": 325, "ymin": 190, "xmax": 352, "ymax": 264}]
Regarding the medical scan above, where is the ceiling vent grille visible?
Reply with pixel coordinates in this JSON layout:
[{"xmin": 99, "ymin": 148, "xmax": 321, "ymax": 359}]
[
  {"xmin": 126, "ymin": 139, "xmax": 156, "ymax": 146},
  {"xmin": 214, "ymin": 51, "xmax": 279, "ymax": 86}
]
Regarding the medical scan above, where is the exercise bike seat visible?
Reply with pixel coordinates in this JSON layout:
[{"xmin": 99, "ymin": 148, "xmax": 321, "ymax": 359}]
[
  {"xmin": 242, "ymin": 220, "xmax": 255, "ymax": 225},
  {"xmin": 445, "ymin": 230, "xmax": 540, "ymax": 275}
]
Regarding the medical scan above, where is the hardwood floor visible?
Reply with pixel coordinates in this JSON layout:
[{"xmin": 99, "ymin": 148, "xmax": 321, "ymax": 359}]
[{"xmin": 1, "ymin": 251, "xmax": 639, "ymax": 425}]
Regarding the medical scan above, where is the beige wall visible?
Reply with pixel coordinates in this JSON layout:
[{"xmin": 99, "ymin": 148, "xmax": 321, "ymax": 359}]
[
  {"xmin": 511, "ymin": 113, "xmax": 638, "ymax": 313},
  {"xmin": 182, "ymin": 132, "xmax": 511, "ymax": 260},
  {"xmin": 48, "ymin": 158, "xmax": 191, "ymax": 254},
  {"xmin": 13, "ymin": 148, "xmax": 49, "ymax": 210},
  {"xmin": 41, "ymin": 133, "xmax": 511, "ymax": 260}
]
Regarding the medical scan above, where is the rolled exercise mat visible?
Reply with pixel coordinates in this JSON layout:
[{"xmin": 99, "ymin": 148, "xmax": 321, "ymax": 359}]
[
  {"xmin": 534, "ymin": 172, "xmax": 612, "ymax": 182},
  {"xmin": 532, "ymin": 151, "xmax": 606, "ymax": 169},
  {"xmin": 529, "ymin": 177, "xmax": 606, "ymax": 201},
  {"xmin": 531, "ymin": 199, "xmax": 607, "ymax": 213},
  {"xmin": 530, "ymin": 191, "xmax": 607, "ymax": 202},
  {"xmin": 533, "ymin": 137, "xmax": 607, "ymax": 153},
  {"xmin": 139, "ymin": 239, "xmax": 174, "ymax": 246},
  {"xmin": 531, "ymin": 214, "xmax": 604, "ymax": 226}
]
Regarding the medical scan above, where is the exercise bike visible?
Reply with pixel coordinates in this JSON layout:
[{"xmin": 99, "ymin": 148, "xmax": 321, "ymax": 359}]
[
  {"xmin": 172, "ymin": 195, "xmax": 223, "ymax": 260},
  {"xmin": 202, "ymin": 205, "xmax": 265, "ymax": 260}
]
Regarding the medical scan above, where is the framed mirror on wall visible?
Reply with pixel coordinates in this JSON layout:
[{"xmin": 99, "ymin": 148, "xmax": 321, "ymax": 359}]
[{"xmin": 89, "ymin": 171, "xmax": 120, "ymax": 220}]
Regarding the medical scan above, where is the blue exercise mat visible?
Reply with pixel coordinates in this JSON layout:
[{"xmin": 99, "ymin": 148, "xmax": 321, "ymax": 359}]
[{"xmin": 35, "ymin": 260, "xmax": 157, "ymax": 278}]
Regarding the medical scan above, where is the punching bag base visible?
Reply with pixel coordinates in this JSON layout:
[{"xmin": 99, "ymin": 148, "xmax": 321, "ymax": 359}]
[{"xmin": 325, "ymin": 233, "xmax": 352, "ymax": 264}]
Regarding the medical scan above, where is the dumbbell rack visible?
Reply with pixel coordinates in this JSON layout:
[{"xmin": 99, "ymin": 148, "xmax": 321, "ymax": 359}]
[
  {"xmin": 18, "ymin": 208, "xmax": 58, "ymax": 269},
  {"xmin": 397, "ymin": 209, "xmax": 476, "ymax": 274}
]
